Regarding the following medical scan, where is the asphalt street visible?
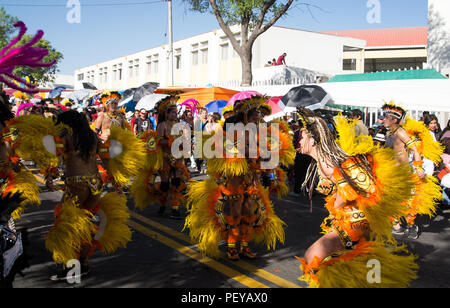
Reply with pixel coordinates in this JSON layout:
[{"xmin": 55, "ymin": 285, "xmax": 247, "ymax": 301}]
[{"xmin": 10, "ymin": 171, "xmax": 450, "ymax": 289}]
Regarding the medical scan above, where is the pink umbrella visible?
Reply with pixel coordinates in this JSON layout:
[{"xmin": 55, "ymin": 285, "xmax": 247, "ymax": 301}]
[
  {"xmin": 226, "ymin": 90, "xmax": 262, "ymax": 106},
  {"xmin": 265, "ymin": 96, "xmax": 283, "ymax": 114}
]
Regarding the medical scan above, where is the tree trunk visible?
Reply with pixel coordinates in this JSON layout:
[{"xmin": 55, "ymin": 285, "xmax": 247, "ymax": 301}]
[{"xmin": 240, "ymin": 45, "xmax": 253, "ymax": 87}]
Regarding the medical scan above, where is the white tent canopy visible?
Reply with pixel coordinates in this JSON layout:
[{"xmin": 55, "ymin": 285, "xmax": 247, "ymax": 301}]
[{"xmin": 320, "ymin": 79, "xmax": 450, "ymax": 113}]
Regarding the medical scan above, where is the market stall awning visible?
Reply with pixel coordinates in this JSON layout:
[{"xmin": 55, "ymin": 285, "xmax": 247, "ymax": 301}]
[{"xmin": 176, "ymin": 87, "xmax": 240, "ymax": 107}]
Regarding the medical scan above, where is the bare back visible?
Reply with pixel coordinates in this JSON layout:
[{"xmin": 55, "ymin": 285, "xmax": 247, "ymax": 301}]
[{"xmin": 62, "ymin": 132, "xmax": 100, "ymax": 177}]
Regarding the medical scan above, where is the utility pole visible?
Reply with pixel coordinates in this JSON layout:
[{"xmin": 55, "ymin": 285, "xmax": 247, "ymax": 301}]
[{"xmin": 168, "ymin": 0, "xmax": 174, "ymax": 86}]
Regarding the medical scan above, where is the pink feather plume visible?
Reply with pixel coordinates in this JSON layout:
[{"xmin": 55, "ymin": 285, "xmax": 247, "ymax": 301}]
[{"xmin": 0, "ymin": 21, "xmax": 56, "ymax": 94}]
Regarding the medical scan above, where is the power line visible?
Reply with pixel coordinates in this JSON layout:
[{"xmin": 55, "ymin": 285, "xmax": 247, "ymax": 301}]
[{"xmin": 0, "ymin": 0, "xmax": 164, "ymax": 7}]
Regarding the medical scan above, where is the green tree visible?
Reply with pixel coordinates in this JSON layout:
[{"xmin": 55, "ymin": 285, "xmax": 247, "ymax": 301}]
[
  {"xmin": 184, "ymin": 0, "xmax": 309, "ymax": 86},
  {"xmin": 0, "ymin": 7, "xmax": 63, "ymax": 85}
]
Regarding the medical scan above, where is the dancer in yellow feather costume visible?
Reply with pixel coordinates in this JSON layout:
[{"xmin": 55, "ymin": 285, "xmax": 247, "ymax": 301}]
[
  {"xmin": 382, "ymin": 102, "xmax": 443, "ymax": 239},
  {"xmin": 10, "ymin": 111, "xmax": 145, "ymax": 280},
  {"xmin": 1, "ymin": 92, "xmax": 40, "ymax": 221},
  {"xmin": 184, "ymin": 96, "xmax": 289, "ymax": 260},
  {"xmin": 296, "ymin": 107, "xmax": 418, "ymax": 288},
  {"xmin": 135, "ymin": 96, "xmax": 190, "ymax": 219}
]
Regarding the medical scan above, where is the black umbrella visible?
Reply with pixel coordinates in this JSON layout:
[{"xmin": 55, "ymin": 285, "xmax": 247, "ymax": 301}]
[
  {"xmin": 132, "ymin": 82, "xmax": 160, "ymax": 102},
  {"xmin": 120, "ymin": 88, "xmax": 137, "ymax": 102},
  {"xmin": 82, "ymin": 82, "xmax": 97, "ymax": 90},
  {"xmin": 280, "ymin": 85, "xmax": 333, "ymax": 110}
]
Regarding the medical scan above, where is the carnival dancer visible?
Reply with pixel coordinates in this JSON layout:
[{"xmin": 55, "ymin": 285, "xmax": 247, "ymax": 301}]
[
  {"xmin": 9, "ymin": 110, "xmax": 146, "ymax": 281},
  {"xmin": 0, "ymin": 20, "xmax": 57, "ymax": 286},
  {"xmin": 147, "ymin": 96, "xmax": 190, "ymax": 219},
  {"xmin": 382, "ymin": 102, "xmax": 443, "ymax": 239},
  {"xmin": 184, "ymin": 96, "xmax": 287, "ymax": 261},
  {"xmin": 296, "ymin": 107, "xmax": 418, "ymax": 288},
  {"xmin": 95, "ymin": 91, "xmax": 127, "ymax": 142}
]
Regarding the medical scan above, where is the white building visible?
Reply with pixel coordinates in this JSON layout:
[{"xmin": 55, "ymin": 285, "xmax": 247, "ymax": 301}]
[
  {"xmin": 74, "ymin": 25, "xmax": 365, "ymax": 90},
  {"xmin": 428, "ymin": 0, "xmax": 450, "ymax": 77}
]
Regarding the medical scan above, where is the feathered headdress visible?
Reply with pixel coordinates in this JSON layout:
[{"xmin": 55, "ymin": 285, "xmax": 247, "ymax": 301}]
[
  {"xmin": 233, "ymin": 95, "xmax": 272, "ymax": 119},
  {"xmin": 13, "ymin": 91, "xmax": 29, "ymax": 100},
  {"xmin": 100, "ymin": 91, "xmax": 121, "ymax": 107},
  {"xmin": 0, "ymin": 21, "xmax": 56, "ymax": 93},
  {"xmin": 381, "ymin": 101, "xmax": 406, "ymax": 122},
  {"xmin": 222, "ymin": 105, "xmax": 234, "ymax": 119},
  {"xmin": 179, "ymin": 98, "xmax": 200, "ymax": 117},
  {"xmin": 156, "ymin": 95, "xmax": 179, "ymax": 117}
]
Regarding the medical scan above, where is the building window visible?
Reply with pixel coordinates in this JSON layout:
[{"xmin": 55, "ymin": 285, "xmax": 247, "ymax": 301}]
[
  {"xmin": 152, "ymin": 54, "xmax": 159, "ymax": 74},
  {"xmin": 175, "ymin": 48, "xmax": 181, "ymax": 69},
  {"xmin": 118, "ymin": 64, "xmax": 122, "ymax": 80},
  {"xmin": 221, "ymin": 43, "xmax": 229, "ymax": 60},
  {"xmin": 77, "ymin": 73, "xmax": 84, "ymax": 81},
  {"xmin": 191, "ymin": 43, "xmax": 199, "ymax": 66},
  {"xmin": 192, "ymin": 51, "xmax": 198, "ymax": 65},
  {"xmin": 343, "ymin": 59, "xmax": 357, "ymax": 71},
  {"xmin": 129, "ymin": 60, "xmax": 133, "ymax": 78},
  {"xmin": 200, "ymin": 41, "xmax": 208, "ymax": 64},
  {"xmin": 146, "ymin": 56, "xmax": 152, "ymax": 74}
]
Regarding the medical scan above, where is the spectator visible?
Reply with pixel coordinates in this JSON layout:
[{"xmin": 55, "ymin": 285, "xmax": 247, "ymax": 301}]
[
  {"xmin": 276, "ymin": 53, "xmax": 287, "ymax": 66},
  {"xmin": 148, "ymin": 109, "xmax": 157, "ymax": 130},
  {"xmin": 438, "ymin": 138, "xmax": 450, "ymax": 206},
  {"xmin": 350, "ymin": 109, "xmax": 369, "ymax": 136},
  {"xmin": 371, "ymin": 115, "xmax": 385, "ymax": 134},
  {"xmin": 439, "ymin": 119, "xmax": 450, "ymax": 141},
  {"xmin": 130, "ymin": 110, "xmax": 140, "ymax": 132},
  {"xmin": 134, "ymin": 109, "xmax": 152, "ymax": 135},
  {"xmin": 423, "ymin": 114, "xmax": 441, "ymax": 141},
  {"xmin": 265, "ymin": 61, "xmax": 272, "ymax": 67},
  {"xmin": 373, "ymin": 127, "xmax": 387, "ymax": 146},
  {"xmin": 205, "ymin": 112, "xmax": 221, "ymax": 133},
  {"xmin": 420, "ymin": 111, "xmax": 430, "ymax": 122},
  {"xmin": 271, "ymin": 58, "xmax": 277, "ymax": 66}
]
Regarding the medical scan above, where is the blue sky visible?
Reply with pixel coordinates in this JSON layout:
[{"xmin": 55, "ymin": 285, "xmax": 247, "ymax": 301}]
[{"xmin": 1, "ymin": 0, "xmax": 429, "ymax": 75}]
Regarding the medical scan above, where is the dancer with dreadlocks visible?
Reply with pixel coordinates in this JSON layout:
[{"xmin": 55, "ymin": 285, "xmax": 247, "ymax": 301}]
[
  {"xmin": 382, "ymin": 102, "xmax": 443, "ymax": 239},
  {"xmin": 10, "ymin": 110, "xmax": 145, "ymax": 281},
  {"xmin": 295, "ymin": 107, "xmax": 418, "ymax": 288},
  {"xmin": 184, "ymin": 95, "xmax": 290, "ymax": 260}
]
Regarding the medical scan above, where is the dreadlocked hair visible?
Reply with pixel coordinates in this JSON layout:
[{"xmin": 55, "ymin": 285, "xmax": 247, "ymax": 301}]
[
  {"xmin": 0, "ymin": 91, "xmax": 13, "ymax": 126},
  {"xmin": 56, "ymin": 110, "xmax": 98, "ymax": 162},
  {"xmin": 298, "ymin": 108, "xmax": 374, "ymax": 199}
]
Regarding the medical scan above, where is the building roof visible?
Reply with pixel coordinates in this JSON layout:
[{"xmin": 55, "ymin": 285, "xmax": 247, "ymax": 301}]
[
  {"xmin": 327, "ymin": 69, "xmax": 447, "ymax": 83},
  {"xmin": 320, "ymin": 27, "xmax": 427, "ymax": 48}
]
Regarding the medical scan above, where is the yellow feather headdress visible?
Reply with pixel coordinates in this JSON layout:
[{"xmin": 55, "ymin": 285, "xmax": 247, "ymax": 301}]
[
  {"xmin": 382, "ymin": 101, "xmax": 406, "ymax": 122},
  {"xmin": 100, "ymin": 91, "xmax": 121, "ymax": 107}
]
